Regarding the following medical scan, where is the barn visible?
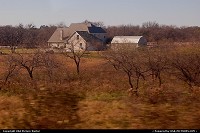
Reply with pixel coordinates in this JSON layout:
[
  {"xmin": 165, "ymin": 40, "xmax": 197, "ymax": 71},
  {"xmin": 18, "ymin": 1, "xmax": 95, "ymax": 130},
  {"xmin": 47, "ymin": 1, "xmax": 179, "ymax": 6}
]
[{"xmin": 110, "ymin": 36, "xmax": 147, "ymax": 49}]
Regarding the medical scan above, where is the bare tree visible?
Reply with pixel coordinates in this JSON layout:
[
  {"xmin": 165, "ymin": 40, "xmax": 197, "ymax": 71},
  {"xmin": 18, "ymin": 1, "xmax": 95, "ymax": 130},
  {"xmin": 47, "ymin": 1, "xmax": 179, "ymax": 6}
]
[
  {"xmin": 43, "ymin": 52, "xmax": 60, "ymax": 81},
  {"xmin": 3, "ymin": 55, "xmax": 20, "ymax": 85},
  {"xmin": 63, "ymin": 45, "xmax": 86, "ymax": 75},
  {"xmin": 102, "ymin": 46, "xmax": 148, "ymax": 96},
  {"xmin": 170, "ymin": 51, "xmax": 200, "ymax": 89},
  {"xmin": 62, "ymin": 33, "xmax": 98, "ymax": 75},
  {"xmin": 3, "ymin": 51, "xmax": 63, "ymax": 88},
  {"xmin": 146, "ymin": 47, "xmax": 169, "ymax": 87},
  {"xmin": 0, "ymin": 25, "xmax": 24, "ymax": 53},
  {"xmin": 83, "ymin": 20, "xmax": 105, "ymax": 27},
  {"xmin": 56, "ymin": 22, "xmax": 67, "ymax": 28},
  {"xmin": 8, "ymin": 52, "xmax": 45, "ymax": 80}
]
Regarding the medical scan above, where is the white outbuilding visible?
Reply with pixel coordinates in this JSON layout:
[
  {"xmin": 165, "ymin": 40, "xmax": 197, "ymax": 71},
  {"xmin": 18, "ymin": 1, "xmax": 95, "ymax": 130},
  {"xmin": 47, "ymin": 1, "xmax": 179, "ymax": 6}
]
[{"xmin": 111, "ymin": 36, "xmax": 147, "ymax": 49}]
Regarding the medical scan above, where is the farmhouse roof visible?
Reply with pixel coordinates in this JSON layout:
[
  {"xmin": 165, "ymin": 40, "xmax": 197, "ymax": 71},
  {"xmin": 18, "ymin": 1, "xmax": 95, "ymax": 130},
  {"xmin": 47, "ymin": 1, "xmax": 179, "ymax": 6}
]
[
  {"xmin": 48, "ymin": 27, "xmax": 73, "ymax": 43},
  {"xmin": 70, "ymin": 23, "xmax": 89, "ymax": 31},
  {"xmin": 88, "ymin": 27, "xmax": 106, "ymax": 33},
  {"xmin": 70, "ymin": 23, "xmax": 106, "ymax": 33},
  {"xmin": 76, "ymin": 31, "xmax": 102, "ymax": 43},
  {"xmin": 48, "ymin": 22, "xmax": 106, "ymax": 43},
  {"xmin": 111, "ymin": 36, "xmax": 144, "ymax": 44}
]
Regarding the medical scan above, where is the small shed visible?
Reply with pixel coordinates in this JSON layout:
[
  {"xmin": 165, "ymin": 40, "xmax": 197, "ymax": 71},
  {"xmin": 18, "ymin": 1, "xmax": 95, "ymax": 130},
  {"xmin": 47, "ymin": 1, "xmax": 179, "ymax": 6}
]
[{"xmin": 111, "ymin": 36, "xmax": 147, "ymax": 49}]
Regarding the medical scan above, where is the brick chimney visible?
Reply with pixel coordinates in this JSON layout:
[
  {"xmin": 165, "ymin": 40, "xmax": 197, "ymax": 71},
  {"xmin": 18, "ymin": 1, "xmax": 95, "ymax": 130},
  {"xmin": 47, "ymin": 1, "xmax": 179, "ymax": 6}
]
[{"xmin": 60, "ymin": 30, "xmax": 63, "ymax": 40}]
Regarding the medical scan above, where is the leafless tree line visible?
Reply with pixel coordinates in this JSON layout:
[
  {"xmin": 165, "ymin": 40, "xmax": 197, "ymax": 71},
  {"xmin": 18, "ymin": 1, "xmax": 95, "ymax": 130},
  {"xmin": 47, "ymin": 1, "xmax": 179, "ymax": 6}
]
[
  {"xmin": 102, "ymin": 45, "xmax": 200, "ymax": 96},
  {"xmin": 2, "ymin": 40, "xmax": 90, "ymax": 88},
  {"xmin": 0, "ymin": 24, "xmax": 56, "ymax": 49},
  {"xmin": 1, "ymin": 44, "xmax": 200, "ymax": 96},
  {"xmin": 1, "ymin": 21, "xmax": 200, "ymax": 50},
  {"xmin": 106, "ymin": 21, "xmax": 200, "ymax": 43},
  {"xmin": 3, "ymin": 51, "xmax": 60, "ymax": 86}
]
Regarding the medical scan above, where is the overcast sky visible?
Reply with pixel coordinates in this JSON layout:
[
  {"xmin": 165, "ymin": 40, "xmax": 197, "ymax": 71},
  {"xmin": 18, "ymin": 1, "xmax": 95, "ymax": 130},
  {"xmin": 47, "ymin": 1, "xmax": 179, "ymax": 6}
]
[{"xmin": 0, "ymin": 0, "xmax": 200, "ymax": 27}]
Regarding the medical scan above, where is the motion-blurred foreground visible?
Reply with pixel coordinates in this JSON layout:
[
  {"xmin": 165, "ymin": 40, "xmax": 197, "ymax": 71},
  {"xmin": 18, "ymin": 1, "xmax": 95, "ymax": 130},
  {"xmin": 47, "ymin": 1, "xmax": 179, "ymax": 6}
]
[{"xmin": 0, "ymin": 45, "xmax": 200, "ymax": 129}]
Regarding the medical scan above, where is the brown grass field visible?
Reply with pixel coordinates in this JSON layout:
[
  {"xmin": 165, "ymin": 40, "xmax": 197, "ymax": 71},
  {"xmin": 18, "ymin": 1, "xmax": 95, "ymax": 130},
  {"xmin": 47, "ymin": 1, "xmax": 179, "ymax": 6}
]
[{"xmin": 0, "ymin": 47, "xmax": 200, "ymax": 129}]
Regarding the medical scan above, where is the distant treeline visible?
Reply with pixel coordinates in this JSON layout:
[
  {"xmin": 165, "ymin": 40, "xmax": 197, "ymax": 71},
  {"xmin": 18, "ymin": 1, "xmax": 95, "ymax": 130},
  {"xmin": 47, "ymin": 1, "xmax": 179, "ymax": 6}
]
[
  {"xmin": 106, "ymin": 21, "xmax": 200, "ymax": 43},
  {"xmin": 0, "ymin": 24, "xmax": 56, "ymax": 48},
  {"xmin": 0, "ymin": 21, "xmax": 200, "ymax": 48}
]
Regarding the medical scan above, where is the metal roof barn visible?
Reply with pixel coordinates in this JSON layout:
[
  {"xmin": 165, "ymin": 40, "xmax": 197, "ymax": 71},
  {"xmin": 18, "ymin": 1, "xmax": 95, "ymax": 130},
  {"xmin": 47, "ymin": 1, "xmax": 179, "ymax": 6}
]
[{"xmin": 111, "ymin": 36, "xmax": 147, "ymax": 46}]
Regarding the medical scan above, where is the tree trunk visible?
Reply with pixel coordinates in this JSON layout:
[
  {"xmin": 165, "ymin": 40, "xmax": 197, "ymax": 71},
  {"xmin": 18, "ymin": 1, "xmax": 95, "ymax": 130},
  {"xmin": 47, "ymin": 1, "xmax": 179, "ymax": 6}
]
[
  {"xmin": 75, "ymin": 59, "xmax": 80, "ymax": 75},
  {"xmin": 76, "ymin": 62, "xmax": 80, "ymax": 75},
  {"xmin": 127, "ymin": 72, "xmax": 137, "ymax": 96},
  {"xmin": 127, "ymin": 73, "xmax": 133, "ymax": 89},
  {"xmin": 11, "ymin": 46, "xmax": 16, "ymax": 53},
  {"xmin": 25, "ymin": 67, "xmax": 33, "ymax": 80},
  {"xmin": 4, "ymin": 73, "xmax": 10, "ymax": 85},
  {"xmin": 135, "ymin": 76, "xmax": 139, "ymax": 96},
  {"xmin": 158, "ymin": 73, "xmax": 162, "ymax": 87},
  {"xmin": 29, "ymin": 71, "xmax": 33, "ymax": 79}
]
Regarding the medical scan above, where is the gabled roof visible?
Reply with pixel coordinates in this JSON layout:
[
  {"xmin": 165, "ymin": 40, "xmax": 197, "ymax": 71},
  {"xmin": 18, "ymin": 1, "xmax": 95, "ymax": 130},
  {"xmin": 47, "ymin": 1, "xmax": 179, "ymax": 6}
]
[
  {"xmin": 70, "ymin": 22, "xmax": 106, "ymax": 33},
  {"xmin": 88, "ymin": 27, "xmax": 106, "ymax": 33},
  {"xmin": 48, "ymin": 22, "xmax": 106, "ymax": 43},
  {"xmin": 111, "ymin": 36, "xmax": 144, "ymax": 44},
  {"xmin": 69, "ymin": 23, "xmax": 90, "ymax": 31},
  {"xmin": 48, "ymin": 27, "xmax": 73, "ymax": 43},
  {"xmin": 76, "ymin": 31, "xmax": 102, "ymax": 43}
]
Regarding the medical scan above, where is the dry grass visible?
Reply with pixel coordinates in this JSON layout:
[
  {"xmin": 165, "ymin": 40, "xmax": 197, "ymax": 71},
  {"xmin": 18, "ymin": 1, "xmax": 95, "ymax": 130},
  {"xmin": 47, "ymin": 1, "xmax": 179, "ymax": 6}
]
[
  {"xmin": 75, "ymin": 100, "xmax": 137, "ymax": 129},
  {"xmin": 0, "ymin": 49, "xmax": 200, "ymax": 129},
  {"xmin": 0, "ymin": 95, "xmax": 25, "ymax": 129},
  {"xmin": 74, "ymin": 89, "xmax": 200, "ymax": 129}
]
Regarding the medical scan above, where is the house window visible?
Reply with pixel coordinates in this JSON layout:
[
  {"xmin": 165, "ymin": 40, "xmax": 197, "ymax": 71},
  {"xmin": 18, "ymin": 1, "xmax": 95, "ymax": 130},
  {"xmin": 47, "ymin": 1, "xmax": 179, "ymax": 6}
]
[
  {"xmin": 80, "ymin": 43, "xmax": 83, "ymax": 49},
  {"xmin": 77, "ymin": 35, "xmax": 79, "ymax": 40}
]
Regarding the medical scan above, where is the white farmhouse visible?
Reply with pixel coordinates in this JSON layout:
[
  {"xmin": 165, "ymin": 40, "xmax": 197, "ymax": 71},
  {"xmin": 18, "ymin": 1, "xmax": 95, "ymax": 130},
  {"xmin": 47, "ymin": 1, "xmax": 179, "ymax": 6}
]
[
  {"xmin": 47, "ymin": 22, "xmax": 107, "ymax": 51},
  {"xmin": 67, "ymin": 31, "xmax": 103, "ymax": 51}
]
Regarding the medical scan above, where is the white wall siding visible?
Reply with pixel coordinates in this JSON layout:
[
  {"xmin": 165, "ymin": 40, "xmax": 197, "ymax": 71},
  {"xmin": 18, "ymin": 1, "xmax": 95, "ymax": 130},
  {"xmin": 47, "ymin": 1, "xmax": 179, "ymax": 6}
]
[
  {"xmin": 49, "ymin": 43, "xmax": 65, "ymax": 48},
  {"xmin": 67, "ymin": 32, "xmax": 87, "ymax": 51}
]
